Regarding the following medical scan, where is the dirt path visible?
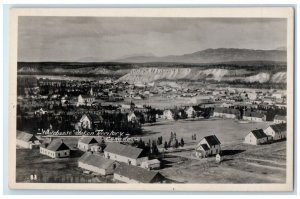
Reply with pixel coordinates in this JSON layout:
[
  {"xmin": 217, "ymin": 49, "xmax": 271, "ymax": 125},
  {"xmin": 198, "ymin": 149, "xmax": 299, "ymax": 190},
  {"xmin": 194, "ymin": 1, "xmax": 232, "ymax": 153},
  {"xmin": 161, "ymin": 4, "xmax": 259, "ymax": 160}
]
[
  {"xmin": 240, "ymin": 157, "xmax": 286, "ymax": 167},
  {"xmin": 245, "ymin": 162, "xmax": 286, "ymax": 171}
]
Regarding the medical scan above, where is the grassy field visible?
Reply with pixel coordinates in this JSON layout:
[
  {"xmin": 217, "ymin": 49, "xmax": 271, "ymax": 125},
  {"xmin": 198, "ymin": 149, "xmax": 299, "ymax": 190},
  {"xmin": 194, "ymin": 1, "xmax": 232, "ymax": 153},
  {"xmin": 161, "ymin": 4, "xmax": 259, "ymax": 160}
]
[{"xmin": 142, "ymin": 118, "xmax": 273, "ymax": 146}]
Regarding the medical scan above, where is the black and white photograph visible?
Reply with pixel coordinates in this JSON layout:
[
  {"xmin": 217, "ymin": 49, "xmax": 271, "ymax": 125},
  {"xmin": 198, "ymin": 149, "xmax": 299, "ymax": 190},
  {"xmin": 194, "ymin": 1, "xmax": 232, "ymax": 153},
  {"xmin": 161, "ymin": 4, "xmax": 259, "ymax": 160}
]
[{"xmin": 8, "ymin": 8, "xmax": 294, "ymax": 191}]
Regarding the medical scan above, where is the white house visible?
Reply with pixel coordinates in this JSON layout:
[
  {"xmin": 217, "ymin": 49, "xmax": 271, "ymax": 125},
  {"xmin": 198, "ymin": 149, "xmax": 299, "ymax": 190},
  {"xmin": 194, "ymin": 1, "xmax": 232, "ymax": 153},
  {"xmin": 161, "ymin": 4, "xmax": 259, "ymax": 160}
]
[
  {"xmin": 163, "ymin": 109, "xmax": 175, "ymax": 120},
  {"xmin": 16, "ymin": 131, "xmax": 40, "ymax": 149},
  {"xmin": 213, "ymin": 107, "xmax": 240, "ymax": 119},
  {"xmin": 78, "ymin": 152, "xmax": 118, "ymax": 175},
  {"xmin": 141, "ymin": 159, "xmax": 161, "ymax": 170},
  {"xmin": 243, "ymin": 111, "xmax": 266, "ymax": 122},
  {"xmin": 220, "ymin": 102, "xmax": 233, "ymax": 108},
  {"xmin": 77, "ymin": 137, "xmax": 99, "ymax": 151},
  {"xmin": 127, "ymin": 112, "xmax": 137, "ymax": 122},
  {"xmin": 40, "ymin": 139, "xmax": 71, "ymax": 158},
  {"xmin": 185, "ymin": 106, "xmax": 195, "ymax": 118},
  {"xmin": 272, "ymin": 92, "xmax": 283, "ymax": 99},
  {"xmin": 247, "ymin": 92, "xmax": 257, "ymax": 100},
  {"xmin": 113, "ymin": 163, "xmax": 164, "ymax": 183},
  {"xmin": 104, "ymin": 143, "xmax": 148, "ymax": 166},
  {"xmin": 77, "ymin": 94, "xmax": 95, "ymax": 106},
  {"xmin": 195, "ymin": 135, "xmax": 221, "ymax": 158},
  {"xmin": 244, "ymin": 129, "xmax": 270, "ymax": 145},
  {"xmin": 273, "ymin": 115, "xmax": 287, "ymax": 124},
  {"xmin": 264, "ymin": 123, "xmax": 287, "ymax": 141},
  {"xmin": 34, "ymin": 108, "xmax": 48, "ymax": 115},
  {"xmin": 185, "ymin": 106, "xmax": 201, "ymax": 118},
  {"xmin": 78, "ymin": 113, "xmax": 103, "ymax": 130}
]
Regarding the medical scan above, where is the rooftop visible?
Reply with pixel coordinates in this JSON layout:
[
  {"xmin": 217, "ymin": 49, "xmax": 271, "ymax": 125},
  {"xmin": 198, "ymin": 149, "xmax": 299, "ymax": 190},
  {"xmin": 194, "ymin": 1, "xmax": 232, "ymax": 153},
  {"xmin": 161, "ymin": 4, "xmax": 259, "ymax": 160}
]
[
  {"xmin": 114, "ymin": 163, "xmax": 163, "ymax": 183},
  {"xmin": 78, "ymin": 152, "xmax": 115, "ymax": 169},
  {"xmin": 251, "ymin": 129, "xmax": 268, "ymax": 139},
  {"xmin": 17, "ymin": 131, "xmax": 38, "ymax": 142},
  {"xmin": 104, "ymin": 143, "xmax": 144, "ymax": 159},
  {"xmin": 203, "ymin": 135, "xmax": 221, "ymax": 146},
  {"xmin": 269, "ymin": 123, "xmax": 287, "ymax": 133}
]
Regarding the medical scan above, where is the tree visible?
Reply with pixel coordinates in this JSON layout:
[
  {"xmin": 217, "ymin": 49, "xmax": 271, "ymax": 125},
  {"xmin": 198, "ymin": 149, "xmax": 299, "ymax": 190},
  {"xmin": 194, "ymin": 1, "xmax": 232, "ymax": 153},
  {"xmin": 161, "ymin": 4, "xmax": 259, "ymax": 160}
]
[
  {"xmin": 173, "ymin": 139, "xmax": 179, "ymax": 148},
  {"xmin": 157, "ymin": 136, "xmax": 163, "ymax": 145},
  {"xmin": 164, "ymin": 141, "xmax": 168, "ymax": 150},
  {"xmin": 180, "ymin": 138, "xmax": 184, "ymax": 147},
  {"xmin": 151, "ymin": 140, "xmax": 159, "ymax": 155},
  {"xmin": 170, "ymin": 132, "xmax": 174, "ymax": 140}
]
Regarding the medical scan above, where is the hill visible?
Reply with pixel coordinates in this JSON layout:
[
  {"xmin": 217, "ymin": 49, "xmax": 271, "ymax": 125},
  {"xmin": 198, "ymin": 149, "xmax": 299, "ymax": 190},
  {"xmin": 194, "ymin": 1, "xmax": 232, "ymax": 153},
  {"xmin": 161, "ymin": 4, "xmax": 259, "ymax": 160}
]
[{"xmin": 115, "ymin": 48, "xmax": 286, "ymax": 63}]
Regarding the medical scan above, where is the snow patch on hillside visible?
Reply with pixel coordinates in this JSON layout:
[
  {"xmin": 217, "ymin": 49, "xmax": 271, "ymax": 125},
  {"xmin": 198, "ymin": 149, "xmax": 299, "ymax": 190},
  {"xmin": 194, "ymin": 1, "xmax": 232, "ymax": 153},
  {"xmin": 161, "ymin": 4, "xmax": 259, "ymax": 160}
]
[
  {"xmin": 244, "ymin": 72, "xmax": 270, "ymax": 83},
  {"xmin": 271, "ymin": 72, "xmax": 286, "ymax": 83}
]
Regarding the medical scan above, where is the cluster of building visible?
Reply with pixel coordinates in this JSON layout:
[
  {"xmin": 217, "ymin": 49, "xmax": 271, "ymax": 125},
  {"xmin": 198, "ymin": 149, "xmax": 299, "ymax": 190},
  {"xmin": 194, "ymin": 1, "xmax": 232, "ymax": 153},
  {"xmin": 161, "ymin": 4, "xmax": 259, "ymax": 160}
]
[{"xmin": 244, "ymin": 122, "xmax": 287, "ymax": 145}]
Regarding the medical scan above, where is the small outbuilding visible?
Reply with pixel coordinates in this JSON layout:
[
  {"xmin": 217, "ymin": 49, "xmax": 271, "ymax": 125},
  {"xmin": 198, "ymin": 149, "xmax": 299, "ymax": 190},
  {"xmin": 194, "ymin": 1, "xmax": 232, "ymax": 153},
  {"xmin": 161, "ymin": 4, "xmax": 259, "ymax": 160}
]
[
  {"xmin": 16, "ymin": 131, "xmax": 40, "ymax": 149},
  {"xmin": 77, "ymin": 137, "xmax": 99, "ymax": 151},
  {"xmin": 141, "ymin": 159, "xmax": 161, "ymax": 170},
  {"xmin": 273, "ymin": 115, "xmax": 287, "ymax": 124}
]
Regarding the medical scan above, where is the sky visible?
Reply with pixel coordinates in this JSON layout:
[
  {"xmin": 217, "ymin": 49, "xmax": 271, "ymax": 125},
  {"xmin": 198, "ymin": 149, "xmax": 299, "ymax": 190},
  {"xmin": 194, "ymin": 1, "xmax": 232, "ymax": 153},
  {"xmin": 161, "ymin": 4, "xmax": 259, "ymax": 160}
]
[{"xmin": 18, "ymin": 17, "xmax": 287, "ymax": 62}]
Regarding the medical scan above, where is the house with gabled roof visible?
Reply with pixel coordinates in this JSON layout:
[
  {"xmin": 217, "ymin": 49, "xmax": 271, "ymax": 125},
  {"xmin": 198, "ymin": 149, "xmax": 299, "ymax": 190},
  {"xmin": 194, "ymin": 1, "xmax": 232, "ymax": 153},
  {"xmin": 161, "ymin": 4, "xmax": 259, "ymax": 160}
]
[
  {"xmin": 40, "ymin": 139, "xmax": 71, "ymax": 158},
  {"xmin": 127, "ymin": 112, "xmax": 137, "ymax": 122},
  {"xmin": 195, "ymin": 135, "xmax": 221, "ymax": 158},
  {"xmin": 104, "ymin": 143, "xmax": 148, "ymax": 166},
  {"xmin": 16, "ymin": 131, "xmax": 40, "ymax": 149},
  {"xmin": 273, "ymin": 115, "xmax": 287, "ymax": 124},
  {"xmin": 113, "ymin": 163, "xmax": 164, "ymax": 183},
  {"xmin": 77, "ymin": 136, "xmax": 99, "ymax": 151},
  {"xmin": 244, "ymin": 129, "xmax": 270, "ymax": 145},
  {"xmin": 78, "ymin": 113, "xmax": 103, "ymax": 130},
  {"xmin": 185, "ymin": 106, "xmax": 202, "ymax": 118},
  {"xmin": 163, "ymin": 109, "xmax": 176, "ymax": 120},
  {"xmin": 78, "ymin": 152, "xmax": 118, "ymax": 175},
  {"xmin": 264, "ymin": 123, "xmax": 287, "ymax": 141}
]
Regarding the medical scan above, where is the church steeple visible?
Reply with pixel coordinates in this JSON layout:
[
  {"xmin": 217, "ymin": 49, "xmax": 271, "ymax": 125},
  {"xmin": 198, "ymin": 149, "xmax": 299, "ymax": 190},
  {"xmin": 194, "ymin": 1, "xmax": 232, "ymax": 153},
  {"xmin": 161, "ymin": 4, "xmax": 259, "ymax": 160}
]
[{"xmin": 89, "ymin": 87, "xmax": 94, "ymax": 96}]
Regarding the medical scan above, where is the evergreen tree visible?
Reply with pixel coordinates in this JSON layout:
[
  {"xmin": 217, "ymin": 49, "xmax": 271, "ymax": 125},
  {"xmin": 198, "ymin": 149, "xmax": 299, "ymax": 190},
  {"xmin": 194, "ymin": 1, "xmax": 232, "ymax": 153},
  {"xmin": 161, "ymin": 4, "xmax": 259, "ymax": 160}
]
[
  {"xmin": 173, "ymin": 139, "xmax": 179, "ymax": 148},
  {"xmin": 164, "ymin": 141, "xmax": 168, "ymax": 150},
  {"xmin": 180, "ymin": 138, "xmax": 185, "ymax": 147}
]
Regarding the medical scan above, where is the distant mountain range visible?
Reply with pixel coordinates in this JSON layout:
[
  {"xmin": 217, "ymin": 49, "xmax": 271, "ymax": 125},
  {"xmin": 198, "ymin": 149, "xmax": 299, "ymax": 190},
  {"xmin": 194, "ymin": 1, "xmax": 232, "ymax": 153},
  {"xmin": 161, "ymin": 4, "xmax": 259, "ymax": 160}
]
[{"xmin": 114, "ymin": 48, "xmax": 287, "ymax": 63}]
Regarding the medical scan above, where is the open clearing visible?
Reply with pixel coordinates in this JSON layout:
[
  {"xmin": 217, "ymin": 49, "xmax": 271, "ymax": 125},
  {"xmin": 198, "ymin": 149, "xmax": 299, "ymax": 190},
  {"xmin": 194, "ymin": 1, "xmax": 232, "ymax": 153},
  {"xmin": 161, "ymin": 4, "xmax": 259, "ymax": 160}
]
[
  {"xmin": 142, "ymin": 118, "xmax": 273, "ymax": 145},
  {"xmin": 159, "ymin": 141, "xmax": 286, "ymax": 183}
]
